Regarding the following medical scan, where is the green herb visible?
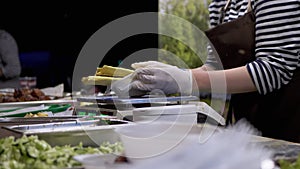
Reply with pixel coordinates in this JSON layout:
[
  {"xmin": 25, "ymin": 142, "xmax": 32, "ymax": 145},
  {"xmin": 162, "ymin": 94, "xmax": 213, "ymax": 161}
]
[
  {"xmin": 278, "ymin": 155, "xmax": 300, "ymax": 169},
  {"xmin": 0, "ymin": 135, "xmax": 123, "ymax": 169}
]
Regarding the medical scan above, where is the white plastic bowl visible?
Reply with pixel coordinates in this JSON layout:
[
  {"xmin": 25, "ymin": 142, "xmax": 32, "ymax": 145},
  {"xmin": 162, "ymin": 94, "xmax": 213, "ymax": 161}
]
[{"xmin": 114, "ymin": 121, "xmax": 200, "ymax": 164}]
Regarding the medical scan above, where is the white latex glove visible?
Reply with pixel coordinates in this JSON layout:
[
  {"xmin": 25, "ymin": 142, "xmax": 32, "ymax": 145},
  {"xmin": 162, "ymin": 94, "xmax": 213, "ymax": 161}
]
[
  {"xmin": 130, "ymin": 61, "xmax": 193, "ymax": 96},
  {"xmin": 111, "ymin": 73, "xmax": 147, "ymax": 98},
  {"xmin": 131, "ymin": 61, "xmax": 173, "ymax": 69},
  {"xmin": 111, "ymin": 61, "xmax": 167, "ymax": 98}
]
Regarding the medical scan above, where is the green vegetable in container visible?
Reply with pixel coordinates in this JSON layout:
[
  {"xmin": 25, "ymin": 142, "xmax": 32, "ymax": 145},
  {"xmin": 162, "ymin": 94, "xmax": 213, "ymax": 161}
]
[
  {"xmin": 278, "ymin": 154, "xmax": 300, "ymax": 169},
  {"xmin": 0, "ymin": 135, "xmax": 124, "ymax": 169}
]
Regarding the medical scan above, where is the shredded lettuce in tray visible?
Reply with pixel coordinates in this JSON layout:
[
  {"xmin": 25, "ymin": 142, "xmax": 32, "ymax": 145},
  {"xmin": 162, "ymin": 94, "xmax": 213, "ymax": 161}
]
[{"xmin": 0, "ymin": 135, "xmax": 124, "ymax": 169}]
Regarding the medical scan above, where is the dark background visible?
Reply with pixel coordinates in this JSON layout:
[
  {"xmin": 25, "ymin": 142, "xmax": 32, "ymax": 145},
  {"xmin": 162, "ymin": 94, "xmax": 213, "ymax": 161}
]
[{"xmin": 0, "ymin": 1, "xmax": 158, "ymax": 92}]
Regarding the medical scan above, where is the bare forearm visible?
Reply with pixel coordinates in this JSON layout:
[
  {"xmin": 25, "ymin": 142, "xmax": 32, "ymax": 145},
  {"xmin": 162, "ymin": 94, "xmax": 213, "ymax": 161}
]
[
  {"xmin": 194, "ymin": 64, "xmax": 215, "ymax": 71},
  {"xmin": 191, "ymin": 66, "xmax": 257, "ymax": 94}
]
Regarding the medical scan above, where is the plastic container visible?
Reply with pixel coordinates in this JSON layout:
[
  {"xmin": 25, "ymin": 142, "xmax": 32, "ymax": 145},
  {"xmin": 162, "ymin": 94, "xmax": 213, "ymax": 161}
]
[{"xmin": 132, "ymin": 104, "xmax": 198, "ymax": 123}]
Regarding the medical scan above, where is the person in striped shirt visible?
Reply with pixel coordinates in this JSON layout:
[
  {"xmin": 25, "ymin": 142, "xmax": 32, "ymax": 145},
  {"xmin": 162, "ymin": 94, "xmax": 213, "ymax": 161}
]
[
  {"xmin": 205, "ymin": 0, "xmax": 300, "ymax": 95},
  {"xmin": 201, "ymin": 0, "xmax": 300, "ymax": 142},
  {"xmin": 128, "ymin": 0, "xmax": 300, "ymax": 142}
]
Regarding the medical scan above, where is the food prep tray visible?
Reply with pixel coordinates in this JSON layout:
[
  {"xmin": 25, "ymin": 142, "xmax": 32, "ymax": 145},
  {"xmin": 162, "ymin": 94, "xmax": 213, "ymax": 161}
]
[
  {"xmin": 2, "ymin": 118, "xmax": 131, "ymax": 147},
  {"xmin": 0, "ymin": 100, "xmax": 76, "ymax": 107},
  {"xmin": 0, "ymin": 104, "xmax": 74, "ymax": 117},
  {"xmin": 77, "ymin": 95, "xmax": 199, "ymax": 105},
  {"xmin": 0, "ymin": 115, "xmax": 82, "ymax": 124},
  {"xmin": 259, "ymin": 140, "xmax": 300, "ymax": 162}
]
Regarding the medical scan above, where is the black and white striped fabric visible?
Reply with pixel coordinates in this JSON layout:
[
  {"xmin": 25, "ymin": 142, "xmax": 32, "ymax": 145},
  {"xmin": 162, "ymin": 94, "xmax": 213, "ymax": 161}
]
[{"xmin": 206, "ymin": 0, "xmax": 300, "ymax": 95}]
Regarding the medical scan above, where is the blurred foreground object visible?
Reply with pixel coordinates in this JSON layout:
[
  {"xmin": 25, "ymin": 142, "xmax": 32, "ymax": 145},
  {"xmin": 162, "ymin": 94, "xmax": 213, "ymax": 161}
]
[{"xmin": 121, "ymin": 120, "xmax": 275, "ymax": 169}]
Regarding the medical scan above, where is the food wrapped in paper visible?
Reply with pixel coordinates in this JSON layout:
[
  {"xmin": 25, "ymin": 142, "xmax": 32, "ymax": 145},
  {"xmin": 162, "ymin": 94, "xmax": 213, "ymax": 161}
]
[
  {"xmin": 95, "ymin": 65, "xmax": 134, "ymax": 77},
  {"xmin": 82, "ymin": 76, "xmax": 122, "ymax": 86},
  {"xmin": 82, "ymin": 65, "xmax": 134, "ymax": 86}
]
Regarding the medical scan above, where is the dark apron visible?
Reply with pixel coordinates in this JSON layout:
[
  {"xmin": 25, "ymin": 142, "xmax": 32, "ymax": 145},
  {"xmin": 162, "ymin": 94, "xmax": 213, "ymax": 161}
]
[{"xmin": 205, "ymin": 0, "xmax": 300, "ymax": 143}]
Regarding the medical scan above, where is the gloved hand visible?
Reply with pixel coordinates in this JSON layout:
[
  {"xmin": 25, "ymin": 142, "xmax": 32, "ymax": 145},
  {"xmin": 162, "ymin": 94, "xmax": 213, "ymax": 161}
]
[
  {"xmin": 131, "ymin": 61, "xmax": 173, "ymax": 69},
  {"xmin": 111, "ymin": 73, "xmax": 147, "ymax": 98},
  {"xmin": 130, "ymin": 61, "xmax": 193, "ymax": 96}
]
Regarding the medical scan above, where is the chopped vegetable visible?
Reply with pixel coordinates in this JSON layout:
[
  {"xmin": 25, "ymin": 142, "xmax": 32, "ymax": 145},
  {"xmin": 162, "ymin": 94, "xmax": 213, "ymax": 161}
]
[
  {"xmin": 0, "ymin": 135, "xmax": 123, "ymax": 169},
  {"xmin": 278, "ymin": 155, "xmax": 300, "ymax": 169}
]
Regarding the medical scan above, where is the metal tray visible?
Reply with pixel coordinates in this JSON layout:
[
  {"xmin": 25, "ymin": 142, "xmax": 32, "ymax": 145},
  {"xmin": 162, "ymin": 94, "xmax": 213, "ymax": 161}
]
[
  {"xmin": 0, "ymin": 99, "xmax": 77, "ymax": 109},
  {"xmin": 0, "ymin": 104, "xmax": 74, "ymax": 117},
  {"xmin": 3, "ymin": 119, "xmax": 131, "ymax": 147},
  {"xmin": 0, "ymin": 116, "xmax": 82, "ymax": 124},
  {"xmin": 77, "ymin": 95, "xmax": 199, "ymax": 105}
]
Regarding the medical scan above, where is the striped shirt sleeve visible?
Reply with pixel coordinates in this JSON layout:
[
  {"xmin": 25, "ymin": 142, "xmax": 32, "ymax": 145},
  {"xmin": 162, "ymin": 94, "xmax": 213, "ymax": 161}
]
[
  {"xmin": 207, "ymin": 0, "xmax": 300, "ymax": 95},
  {"xmin": 247, "ymin": 0, "xmax": 300, "ymax": 94}
]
